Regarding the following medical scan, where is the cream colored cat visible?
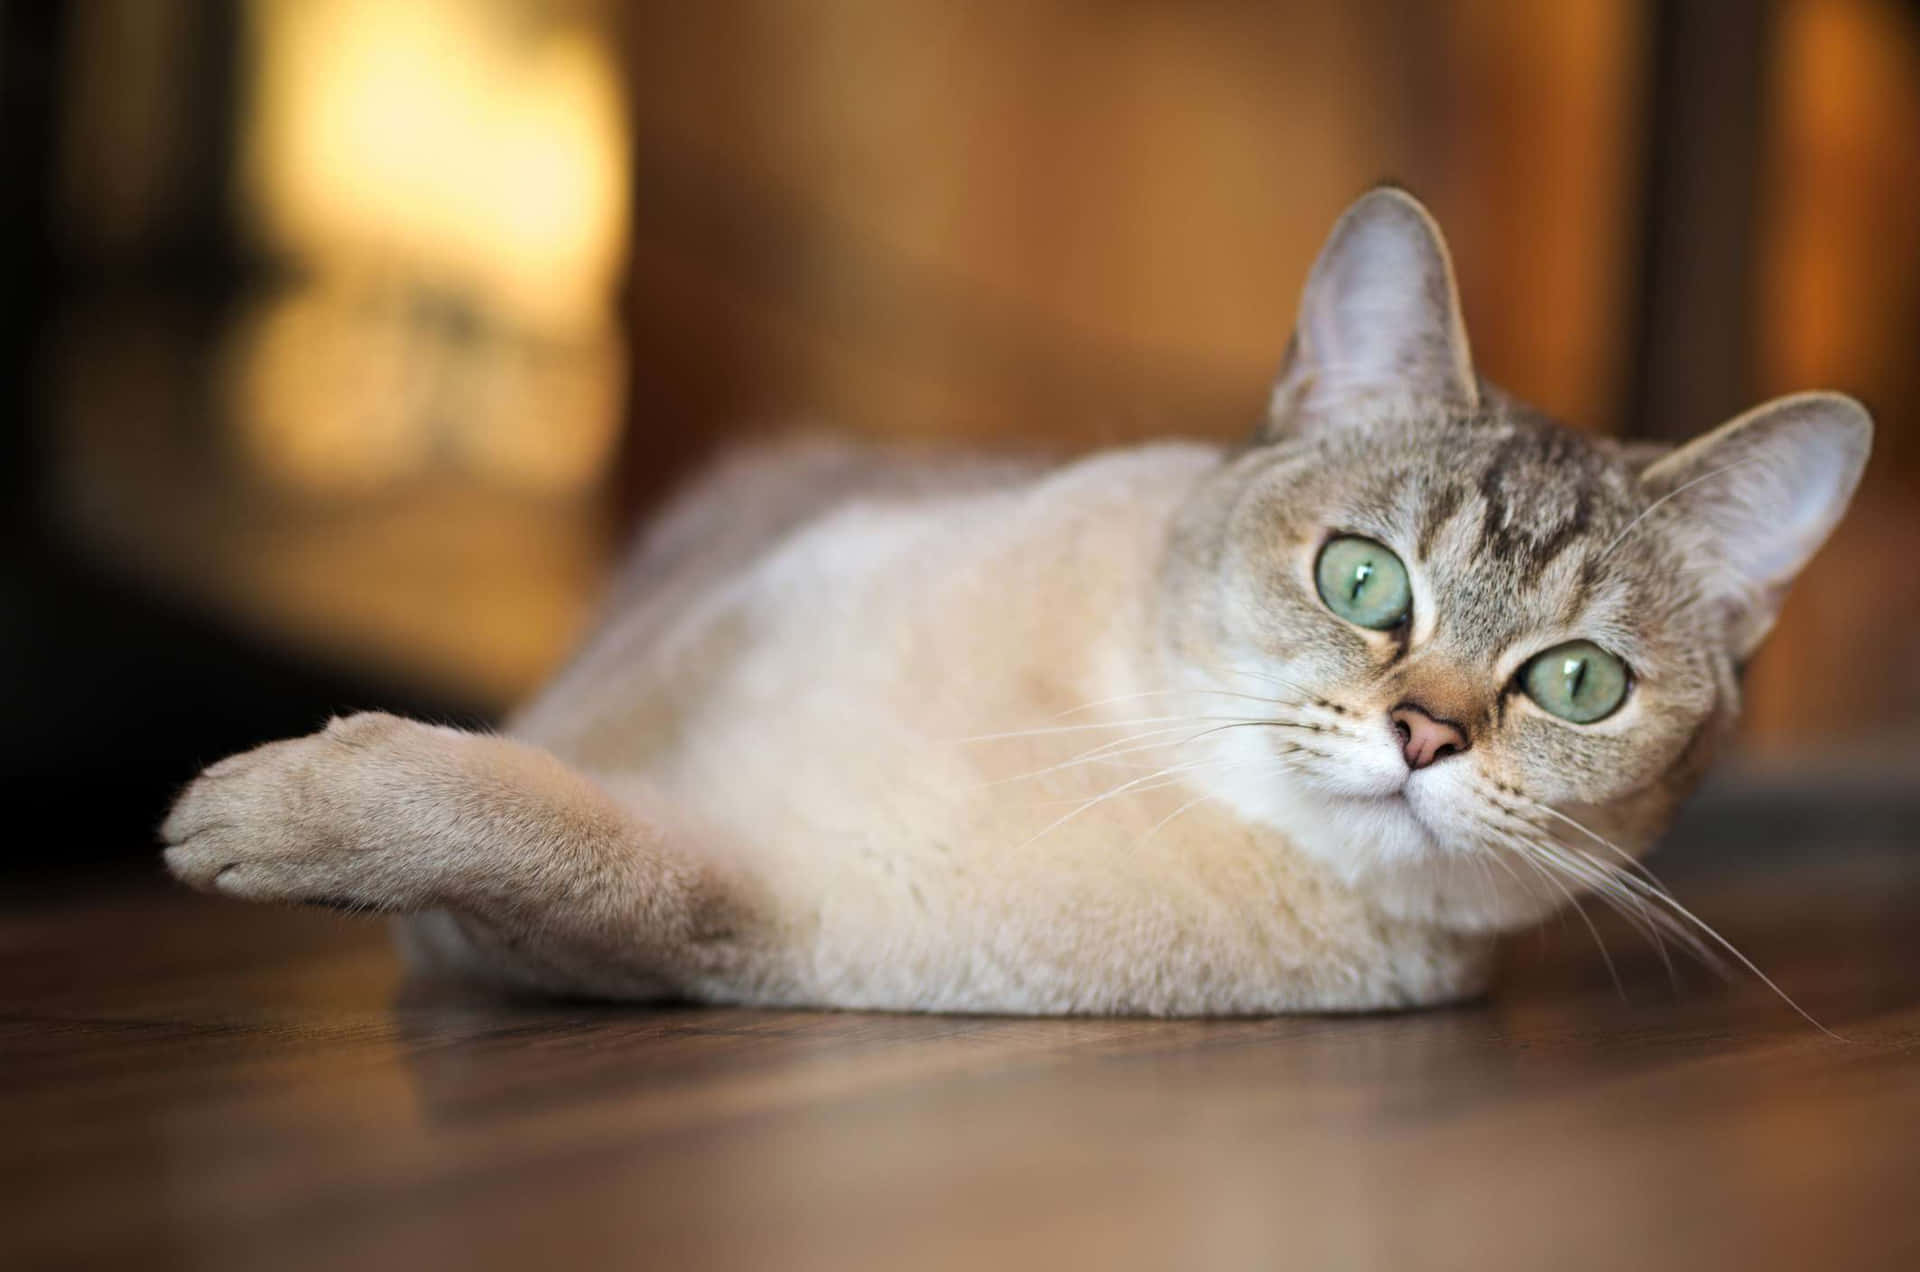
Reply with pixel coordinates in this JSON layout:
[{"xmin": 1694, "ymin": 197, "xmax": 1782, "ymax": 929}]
[{"xmin": 164, "ymin": 189, "xmax": 1871, "ymax": 1015}]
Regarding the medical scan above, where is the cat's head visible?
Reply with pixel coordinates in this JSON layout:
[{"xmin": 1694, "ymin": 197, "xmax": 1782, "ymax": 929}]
[{"xmin": 1158, "ymin": 188, "xmax": 1870, "ymax": 931}]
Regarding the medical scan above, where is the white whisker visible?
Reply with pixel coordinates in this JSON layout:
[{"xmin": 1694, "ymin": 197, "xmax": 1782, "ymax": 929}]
[
  {"xmin": 1139, "ymin": 789, "xmax": 1219, "ymax": 844},
  {"xmin": 1599, "ymin": 457, "xmax": 1764, "ymax": 561},
  {"xmin": 1031, "ymin": 686, "xmax": 1291, "ymax": 721},
  {"xmin": 1477, "ymin": 788, "xmax": 1839, "ymax": 1038},
  {"xmin": 1007, "ymin": 758, "xmax": 1222, "ymax": 853},
  {"xmin": 1556, "ymin": 846, "xmax": 1841, "ymax": 1039},
  {"xmin": 973, "ymin": 718, "xmax": 1333, "ymax": 791},
  {"xmin": 1486, "ymin": 833, "xmax": 1627, "ymax": 999},
  {"xmin": 1189, "ymin": 662, "xmax": 1334, "ymax": 705},
  {"xmin": 1502, "ymin": 801, "xmax": 1683, "ymax": 988},
  {"xmin": 1489, "ymin": 820, "xmax": 1684, "ymax": 971},
  {"xmin": 954, "ymin": 714, "xmax": 1271, "ymax": 744}
]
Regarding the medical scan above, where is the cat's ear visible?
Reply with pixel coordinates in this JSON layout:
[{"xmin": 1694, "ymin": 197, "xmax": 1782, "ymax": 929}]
[
  {"xmin": 1261, "ymin": 186, "xmax": 1478, "ymax": 441},
  {"xmin": 1640, "ymin": 392, "xmax": 1871, "ymax": 660}
]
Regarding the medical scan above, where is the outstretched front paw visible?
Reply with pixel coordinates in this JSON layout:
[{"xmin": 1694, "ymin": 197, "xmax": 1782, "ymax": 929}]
[{"xmin": 162, "ymin": 712, "xmax": 449, "ymax": 911}]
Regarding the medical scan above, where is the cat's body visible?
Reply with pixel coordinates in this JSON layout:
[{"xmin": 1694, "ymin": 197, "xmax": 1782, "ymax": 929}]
[
  {"xmin": 402, "ymin": 438, "xmax": 1490, "ymax": 1012},
  {"xmin": 164, "ymin": 190, "xmax": 1870, "ymax": 1015}
]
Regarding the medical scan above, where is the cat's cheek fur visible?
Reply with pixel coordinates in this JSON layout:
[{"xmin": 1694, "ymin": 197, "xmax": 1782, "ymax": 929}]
[{"xmin": 1498, "ymin": 675, "xmax": 1723, "ymax": 810}]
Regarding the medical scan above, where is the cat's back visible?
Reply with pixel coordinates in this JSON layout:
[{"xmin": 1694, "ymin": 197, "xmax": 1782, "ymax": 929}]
[
  {"xmin": 509, "ymin": 435, "xmax": 1215, "ymax": 772},
  {"xmin": 597, "ymin": 436, "xmax": 1052, "ymax": 619}
]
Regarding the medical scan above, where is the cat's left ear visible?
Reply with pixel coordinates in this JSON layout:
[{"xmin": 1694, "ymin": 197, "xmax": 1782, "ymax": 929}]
[
  {"xmin": 1640, "ymin": 392, "xmax": 1872, "ymax": 659},
  {"xmin": 1261, "ymin": 187, "xmax": 1478, "ymax": 441}
]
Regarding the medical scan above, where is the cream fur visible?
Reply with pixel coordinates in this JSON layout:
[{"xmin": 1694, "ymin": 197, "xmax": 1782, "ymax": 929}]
[{"xmin": 161, "ymin": 189, "xmax": 1867, "ymax": 1016}]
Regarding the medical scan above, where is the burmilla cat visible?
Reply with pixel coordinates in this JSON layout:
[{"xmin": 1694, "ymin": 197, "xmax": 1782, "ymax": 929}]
[{"xmin": 164, "ymin": 189, "xmax": 1871, "ymax": 1015}]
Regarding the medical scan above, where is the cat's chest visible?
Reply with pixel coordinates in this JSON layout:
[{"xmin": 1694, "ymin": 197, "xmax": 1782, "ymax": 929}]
[{"xmin": 733, "ymin": 786, "xmax": 1478, "ymax": 1014}]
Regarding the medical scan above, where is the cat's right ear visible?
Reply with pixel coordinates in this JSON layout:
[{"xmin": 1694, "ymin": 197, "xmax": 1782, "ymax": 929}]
[
  {"xmin": 1638, "ymin": 391, "xmax": 1871, "ymax": 660},
  {"xmin": 1259, "ymin": 187, "xmax": 1479, "ymax": 442}
]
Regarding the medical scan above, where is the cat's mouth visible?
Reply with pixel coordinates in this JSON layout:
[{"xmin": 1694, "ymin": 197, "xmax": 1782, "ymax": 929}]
[
  {"xmin": 1384, "ymin": 786, "xmax": 1437, "ymax": 827},
  {"xmin": 1332, "ymin": 772, "xmax": 1454, "ymax": 851}
]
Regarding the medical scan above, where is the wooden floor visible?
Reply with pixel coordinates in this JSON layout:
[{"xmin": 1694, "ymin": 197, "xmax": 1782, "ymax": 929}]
[{"xmin": 7, "ymin": 786, "xmax": 1920, "ymax": 1271}]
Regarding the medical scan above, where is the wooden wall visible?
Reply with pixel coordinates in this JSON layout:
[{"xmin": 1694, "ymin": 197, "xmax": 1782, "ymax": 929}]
[
  {"xmin": 614, "ymin": 1, "xmax": 1642, "ymax": 466},
  {"xmin": 614, "ymin": 0, "xmax": 1920, "ymax": 753},
  {"xmin": 1744, "ymin": 0, "xmax": 1920, "ymax": 751}
]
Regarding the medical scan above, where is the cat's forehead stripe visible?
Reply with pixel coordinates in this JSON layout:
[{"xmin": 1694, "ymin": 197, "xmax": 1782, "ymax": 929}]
[
  {"xmin": 1559, "ymin": 556, "xmax": 1601, "ymax": 625},
  {"xmin": 1362, "ymin": 416, "xmax": 1656, "ymax": 665},
  {"xmin": 1466, "ymin": 424, "xmax": 1611, "ymax": 584},
  {"xmin": 1414, "ymin": 482, "xmax": 1465, "ymax": 560}
]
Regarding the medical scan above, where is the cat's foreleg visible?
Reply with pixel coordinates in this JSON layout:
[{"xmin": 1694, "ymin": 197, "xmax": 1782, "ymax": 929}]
[{"xmin": 162, "ymin": 713, "xmax": 742, "ymax": 993}]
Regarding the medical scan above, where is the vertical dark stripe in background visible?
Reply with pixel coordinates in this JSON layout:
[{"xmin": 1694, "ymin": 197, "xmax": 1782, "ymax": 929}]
[
  {"xmin": 1626, "ymin": 0, "xmax": 1775, "ymax": 441},
  {"xmin": 0, "ymin": 2, "xmax": 66, "ymax": 533}
]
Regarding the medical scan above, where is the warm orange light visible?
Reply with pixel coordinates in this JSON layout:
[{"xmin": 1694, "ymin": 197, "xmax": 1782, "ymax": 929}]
[
  {"xmin": 240, "ymin": 0, "xmax": 629, "ymax": 334},
  {"xmin": 224, "ymin": 0, "xmax": 628, "ymax": 497},
  {"xmin": 224, "ymin": 282, "xmax": 439, "ymax": 494}
]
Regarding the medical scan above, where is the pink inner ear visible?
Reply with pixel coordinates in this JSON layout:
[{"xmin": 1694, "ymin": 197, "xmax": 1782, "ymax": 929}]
[
  {"xmin": 1645, "ymin": 399, "xmax": 1868, "ymax": 595},
  {"xmin": 1638, "ymin": 394, "xmax": 1870, "ymax": 660},
  {"xmin": 1283, "ymin": 190, "xmax": 1477, "ymax": 418}
]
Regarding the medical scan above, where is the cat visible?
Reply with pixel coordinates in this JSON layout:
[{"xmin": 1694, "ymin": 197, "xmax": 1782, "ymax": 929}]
[{"xmin": 163, "ymin": 188, "xmax": 1871, "ymax": 1015}]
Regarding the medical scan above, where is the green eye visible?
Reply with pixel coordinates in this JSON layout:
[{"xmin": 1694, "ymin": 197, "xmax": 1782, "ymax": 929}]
[
  {"xmin": 1521, "ymin": 640, "xmax": 1630, "ymax": 723},
  {"xmin": 1314, "ymin": 535, "xmax": 1412, "ymax": 631}
]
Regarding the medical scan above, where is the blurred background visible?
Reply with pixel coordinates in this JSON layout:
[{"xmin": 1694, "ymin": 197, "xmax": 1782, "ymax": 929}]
[{"xmin": 4, "ymin": 0, "xmax": 1918, "ymax": 870}]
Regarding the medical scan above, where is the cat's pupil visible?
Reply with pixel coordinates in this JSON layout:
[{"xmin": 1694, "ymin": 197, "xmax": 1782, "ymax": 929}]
[
  {"xmin": 1314, "ymin": 536, "xmax": 1411, "ymax": 632},
  {"xmin": 1522, "ymin": 640, "xmax": 1628, "ymax": 723},
  {"xmin": 1564, "ymin": 656, "xmax": 1587, "ymax": 700}
]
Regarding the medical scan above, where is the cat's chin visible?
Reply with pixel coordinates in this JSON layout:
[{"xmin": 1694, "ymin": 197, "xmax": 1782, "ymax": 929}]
[
  {"xmin": 1213, "ymin": 774, "xmax": 1557, "ymax": 933},
  {"xmin": 1192, "ymin": 729, "xmax": 1566, "ymax": 930}
]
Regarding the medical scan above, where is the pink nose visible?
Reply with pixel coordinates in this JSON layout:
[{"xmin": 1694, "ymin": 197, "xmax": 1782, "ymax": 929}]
[{"xmin": 1389, "ymin": 704, "xmax": 1469, "ymax": 770}]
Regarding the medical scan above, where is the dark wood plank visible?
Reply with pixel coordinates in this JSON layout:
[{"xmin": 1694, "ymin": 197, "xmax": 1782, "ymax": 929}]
[{"xmin": 5, "ymin": 788, "xmax": 1920, "ymax": 1271}]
